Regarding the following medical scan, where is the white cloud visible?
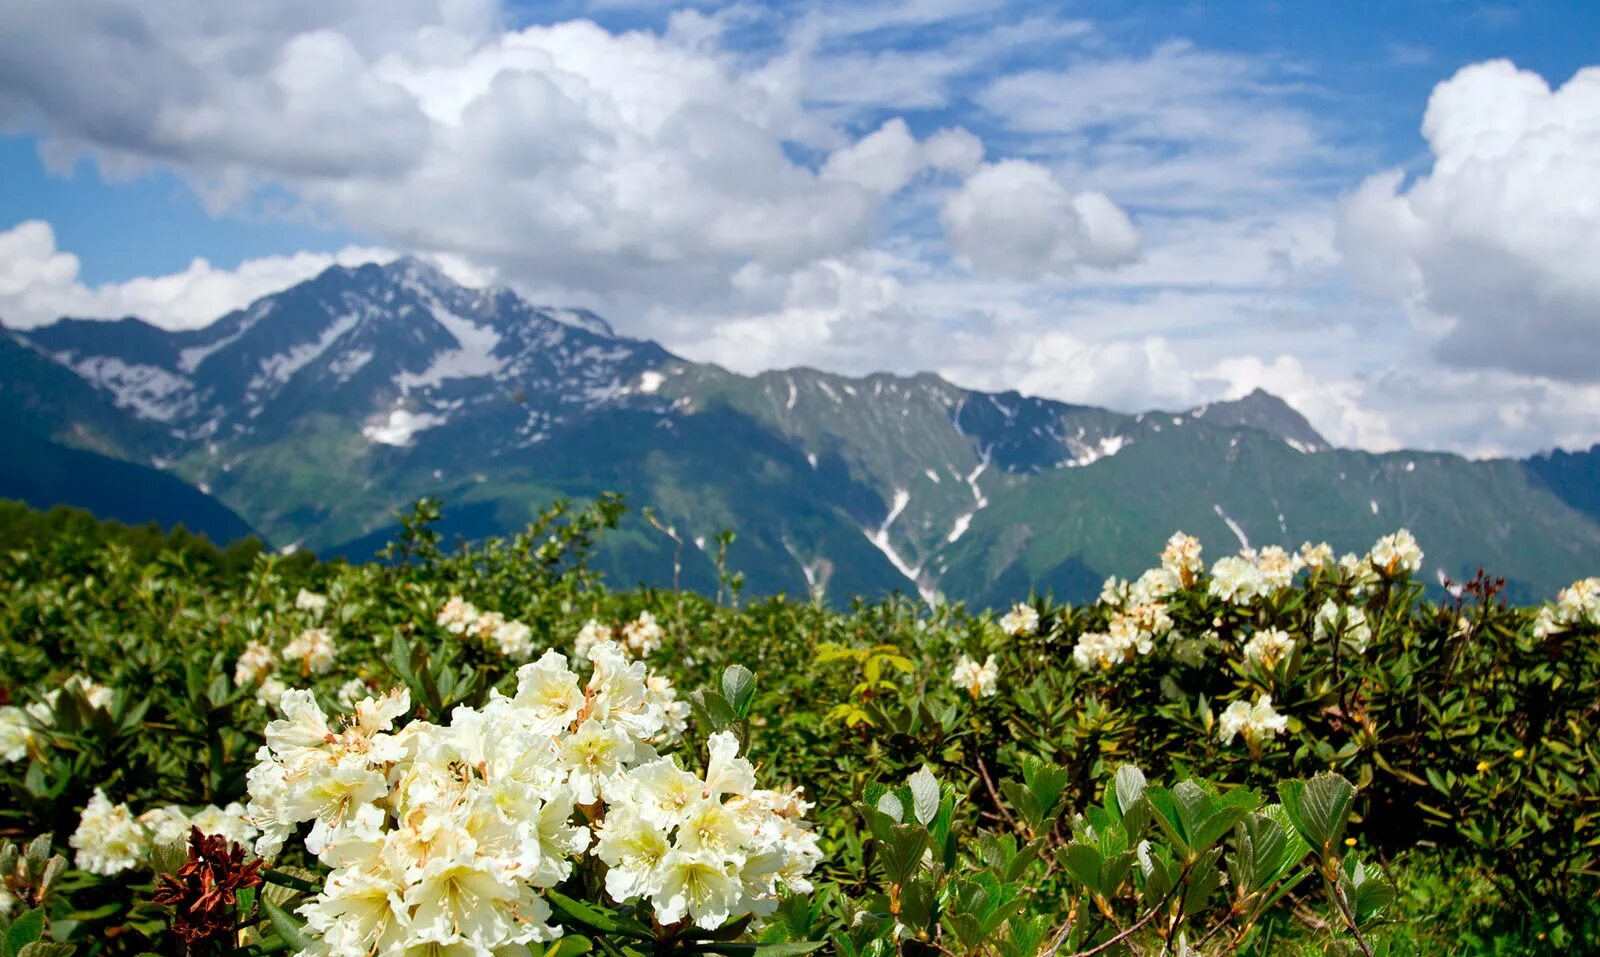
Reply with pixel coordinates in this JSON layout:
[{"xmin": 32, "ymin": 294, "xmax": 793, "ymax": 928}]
[
  {"xmin": 0, "ymin": 220, "xmax": 391, "ymax": 330},
  {"xmin": 0, "ymin": 4, "xmax": 947, "ymax": 303},
  {"xmin": 940, "ymin": 160, "xmax": 1140, "ymax": 278},
  {"xmin": 1339, "ymin": 60, "xmax": 1600, "ymax": 381}
]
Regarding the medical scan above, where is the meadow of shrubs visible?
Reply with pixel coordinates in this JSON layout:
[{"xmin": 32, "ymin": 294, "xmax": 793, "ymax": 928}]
[{"xmin": 0, "ymin": 497, "xmax": 1596, "ymax": 956}]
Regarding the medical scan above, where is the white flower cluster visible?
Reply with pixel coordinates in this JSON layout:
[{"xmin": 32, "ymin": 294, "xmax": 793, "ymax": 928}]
[
  {"xmin": 436, "ymin": 596, "xmax": 536, "ymax": 659},
  {"xmin": 0, "ymin": 676, "xmax": 115, "ymax": 763},
  {"xmin": 1160, "ymin": 532, "xmax": 1205, "ymax": 587},
  {"xmin": 950, "ymin": 655, "xmax": 999, "ymax": 698},
  {"xmin": 296, "ymin": 588, "xmax": 330, "ymax": 617},
  {"xmin": 621, "ymin": 611, "xmax": 665, "ymax": 656},
  {"xmin": 1314, "ymin": 601, "xmax": 1373, "ymax": 654},
  {"xmin": 998, "ymin": 603, "xmax": 1040, "ymax": 637},
  {"xmin": 1207, "ymin": 546, "xmax": 1305, "ymax": 606},
  {"xmin": 1533, "ymin": 577, "xmax": 1600, "ymax": 637},
  {"xmin": 575, "ymin": 612, "xmax": 666, "ymax": 659},
  {"xmin": 1217, "ymin": 695, "xmax": 1289, "ymax": 746},
  {"xmin": 244, "ymin": 641, "xmax": 813, "ymax": 953},
  {"xmin": 283, "ymin": 628, "xmax": 338, "ymax": 676},
  {"xmin": 1368, "ymin": 529, "xmax": 1424, "ymax": 578},
  {"xmin": 68, "ymin": 788, "xmax": 257, "ymax": 876},
  {"xmin": 1242, "ymin": 628, "xmax": 1296, "ymax": 670},
  {"xmin": 1072, "ymin": 600, "xmax": 1175, "ymax": 671}
]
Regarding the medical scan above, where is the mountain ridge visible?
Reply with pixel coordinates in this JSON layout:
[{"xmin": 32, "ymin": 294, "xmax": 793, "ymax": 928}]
[{"xmin": 6, "ymin": 260, "xmax": 1598, "ymax": 604}]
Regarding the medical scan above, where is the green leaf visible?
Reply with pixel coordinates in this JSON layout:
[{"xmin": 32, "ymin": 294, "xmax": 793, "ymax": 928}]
[
  {"xmin": 6, "ymin": 908, "xmax": 48, "ymax": 954},
  {"xmin": 907, "ymin": 767, "xmax": 940, "ymax": 826},
  {"xmin": 540, "ymin": 935, "xmax": 593, "ymax": 957},
  {"xmin": 546, "ymin": 890, "xmax": 624, "ymax": 934},
  {"xmin": 721, "ymin": 665, "xmax": 757, "ymax": 718},
  {"xmin": 1279, "ymin": 773, "xmax": 1354, "ymax": 856},
  {"xmin": 261, "ymin": 898, "xmax": 312, "ymax": 951},
  {"xmin": 880, "ymin": 824, "xmax": 930, "ymax": 885},
  {"xmin": 17, "ymin": 944, "xmax": 76, "ymax": 957},
  {"xmin": 1114, "ymin": 765, "xmax": 1146, "ymax": 816},
  {"xmin": 696, "ymin": 943, "xmax": 826, "ymax": 957}
]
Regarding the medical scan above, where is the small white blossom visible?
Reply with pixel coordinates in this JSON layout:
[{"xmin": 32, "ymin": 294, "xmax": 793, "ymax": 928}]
[
  {"xmin": 575, "ymin": 619, "xmax": 612, "ymax": 659},
  {"xmin": 622, "ymin": 611, "xmax": 665, "ymax": 656},
  {"xmin": 1160, "ymin": 532, "xmax": 1205, "ymax": 586},
  {"xmin": 295, "ymin": 588, "xmax": 329, "ymax": 616},
  {"xmin": 1369, "ymin": 529, "xmax": 1423, "ymax": 577},
  {"xmin": 71, "ymin": 789, "xmax": 149, "ymax": 876},
  {"xmin": 950, "ymin": 655, "xmax": 998, "ymax": 699},
  {"xmin": 1242, "ymin": 628, "xmax": 1296, "ymax": 669},
  {"xmin": 436, "ymin": 595, "xmax": 479, "ymax": 634},
  {"xmin": 282, "ymin": 627, "xmax": 337, "ymax": 676},
  {"xmin": 999, "ymin": 603, "xmax": 1040, "ymax": 637},
  {"xmin": 233, "ymin": 640, "xmax": 275, "ymax": 687},
  {"xmin": 0, "ymin": 706, "xmax": 34, "ymax": 763},
  {"xmin": 1217, "ymin": 695, "xmax": 1289, "ymax": 746},
  {"xmin": 1315, "ymin": 601, "xmax": 1372, "ymax": 653},
  {"xmin": 1208, "ymin": 556, "xmax": 1267, "ymax": 605}
]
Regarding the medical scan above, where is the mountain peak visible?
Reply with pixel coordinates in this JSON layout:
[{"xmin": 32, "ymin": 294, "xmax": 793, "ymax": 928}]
[{"xmin": 1188, "ymin": 389, "xmax": 1331, "ymax": 453}]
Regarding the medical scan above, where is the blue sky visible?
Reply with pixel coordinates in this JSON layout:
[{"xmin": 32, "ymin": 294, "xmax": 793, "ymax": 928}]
[{"xmin": 2, "ymin": 0, "xmax": 1598, "ymax": 455}]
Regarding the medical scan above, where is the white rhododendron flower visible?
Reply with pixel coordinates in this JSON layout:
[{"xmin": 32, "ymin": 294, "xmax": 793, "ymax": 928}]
[
  {"xmin": 1314, "ymin": 601, "xmax": 1372, "ymax": 653},
  {"xmin": 1217, "ymin": 695, "xmax": 1289, "ymax": 746},
  {"xmin": 1160, "ymin": 532, "xmax": 1205, "ymax": 586},
  {"xmin": 1299, "ymin": 541, "xmax": 1335, "ymax": 570},
  {"xmin": 999, "ymin": 603, "xmax": 1040, "ymax": 637},
  {"xmin": 1252, "ymin": 546, "xmax": 1304, "ymax": 592},
  {"xmin": 950, "ymin": 654, "xmax": 999, "ymax": 699},
  {"xmin": 1208, "ymin": 556, "xmax": 1267, "ymax": 605},
  {"xmin": 255, "ymin": 676, "xmax": 289, "ymax": 709},
  {"xmin": 1557, "ymin": 577, "xmax": 1600, "ymax": 622},
  {"xmin": 1338, "ymin": 553, "xmax": 1381, "ymax": 594},
  {"xmin": 282, "ymin": 627, "xmax": 337, "ymax": 676},
  {"xmin": 1131, "ymin": 567, "xmax": 1180, "ymax": 606},
  {"xmin": 234, "ymin": 640, "xmax": 275, "ymax": 687},
  {"xmin": 1369, "ymin": 529, "xmax": 1423, "ymax": 577},
  {"xmin": 0, "ymin": 706, "xmax": 34, "ymax": 763},
  {"xmin": 1099, "ymin": 576, "xmax": 1131, "ymax": 608},
  {"xmin": 244, "ymin": 640, "xmax": 818, "ymax": 949},
  {"xmin": 622, "ymin": 611, "xmax": 665, "ymax": 656},
  {"xmin": 1534, "ymin": 577, "xmax": 1600, "ymax": 636},
  {"xmin": 1243, "ymin": 628, "xmax": 1296, "ymax": 669},
  {"xmin": 435, "ymin": 595, "xmax": 480, "ymax": 634},
  {"xmin": 1072, "ymin": 604, "xmax": 1167, "ymax": 670},
  {"xmin": 71, "ymin": 789, "xmax": 149, "ymax": 876},
  {"xmin": 575, "ymin": 619, "xmax": 612, "ymax": 659},
  {"xmin": 295, "ymin": 588, "xmax": 329, "ymax": 616}
]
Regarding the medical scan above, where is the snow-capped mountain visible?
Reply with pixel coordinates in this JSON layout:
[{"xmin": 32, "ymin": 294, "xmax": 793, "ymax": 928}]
[
  {"xmin": 22, "ymin": 258, "xmax": 672, "ymax": 450},
  {"xmin": 7, "ymin": 258, "xmax": 1600, "ymax": 606}
]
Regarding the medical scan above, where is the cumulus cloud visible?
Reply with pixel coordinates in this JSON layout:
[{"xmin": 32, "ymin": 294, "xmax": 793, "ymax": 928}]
[
  {"xmin": 1339, "ymin": 60, "xmax": 1600, "ymax": 381},
  {"xmin": 940, "ymin": 160, "xmax": 1140, "ymax": 278},
  {"xmin": 0, "ymin": 3, "xmax": 971, "ymax": 304},
  {"xmin": 0, "ymin": 220, "xmax": 391, "ymax": 330}
]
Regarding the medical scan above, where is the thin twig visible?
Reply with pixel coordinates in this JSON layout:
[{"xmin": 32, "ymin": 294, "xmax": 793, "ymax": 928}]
[{"xmin": 975, "ymin": 755, "xmax": 1022, "ymax": 833}]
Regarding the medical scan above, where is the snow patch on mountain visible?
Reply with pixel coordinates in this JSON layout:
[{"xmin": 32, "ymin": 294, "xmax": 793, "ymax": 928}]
[
  {"xmin": 363, "ymin": 408, "xmax": 447, "ymax": 446},
  {"xmin": 70, "ymin": 356, "xmax": 194, "ymax": 422},
  {"xmin": 251, "ymin": 313, "xmax": 361, "ymax": 391},
  {"xmin": 178, "ymin": 302, "xmax": 273, "ymax": 373},
  {"xmin": 1213, "ymin": 504, "xmax": 1250, "ymax": 550},
  {"xmin": 395, "ymin": 294, "xmax": 504, "ymax": 390},
  {"xmin": 865, "ymin": 489, "xmax": 935, "ymax": 602},
  {"xmin": 1066, "ymin": 434, "xmax": 1127, "ymax": 467}
]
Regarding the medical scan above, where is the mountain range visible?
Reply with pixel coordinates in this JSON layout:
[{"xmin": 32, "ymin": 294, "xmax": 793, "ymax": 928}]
[{"xmin": 4, "ymin": 257, "xmax": 1598, "ymax": 605}]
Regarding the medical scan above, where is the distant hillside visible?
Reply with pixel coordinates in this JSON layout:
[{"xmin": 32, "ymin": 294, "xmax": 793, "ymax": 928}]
[{"xmin": 5, "ymin": 259, "xmax": 1598, "ymax": 604}]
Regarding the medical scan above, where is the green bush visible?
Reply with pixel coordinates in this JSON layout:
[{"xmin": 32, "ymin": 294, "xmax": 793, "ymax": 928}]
[{"xmin": 0, "ymin": 499, "xmax": 1595, "ymax": 954}]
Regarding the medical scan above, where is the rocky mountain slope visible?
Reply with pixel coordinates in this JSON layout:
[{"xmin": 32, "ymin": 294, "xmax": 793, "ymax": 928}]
[{"xmin": 5, "ymin": 258, "xmax": 1598, "ymax": 604}]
